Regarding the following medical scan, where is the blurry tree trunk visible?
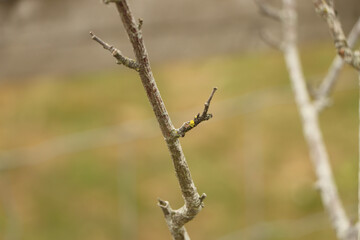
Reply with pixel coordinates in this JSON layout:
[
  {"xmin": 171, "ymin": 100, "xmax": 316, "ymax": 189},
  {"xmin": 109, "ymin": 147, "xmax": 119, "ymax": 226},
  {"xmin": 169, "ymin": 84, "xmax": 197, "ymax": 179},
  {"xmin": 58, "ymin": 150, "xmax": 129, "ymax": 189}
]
[
  {"xmin": 312, "ymin": 2, "xmax": 360, "ymax": 239},
  {"xmin": 255, "ymin": 0, "xmax": 360, "ymax": 239}
]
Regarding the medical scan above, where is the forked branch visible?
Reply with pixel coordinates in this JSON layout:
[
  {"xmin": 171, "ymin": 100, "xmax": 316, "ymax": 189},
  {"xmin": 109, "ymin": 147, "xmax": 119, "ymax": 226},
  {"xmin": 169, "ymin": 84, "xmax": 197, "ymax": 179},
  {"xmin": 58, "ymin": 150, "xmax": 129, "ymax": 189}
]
[
  {"xmin": 90, "ymin": 31, "xmax": 140, "ymax": 71},
  {"xmin": 315, "ymin": 17, "xmax": 360, "ymax": 111},
  {"xmin": 91, "ymin": 0, "xmax": 216, "ymax": 239},
  {"xmin": 256, "ymin": 0, "xmax": 355, "ymax": 239},
  {"xmin": 313, "ymin": 0, "xmax": 360, "ymax": 70}
]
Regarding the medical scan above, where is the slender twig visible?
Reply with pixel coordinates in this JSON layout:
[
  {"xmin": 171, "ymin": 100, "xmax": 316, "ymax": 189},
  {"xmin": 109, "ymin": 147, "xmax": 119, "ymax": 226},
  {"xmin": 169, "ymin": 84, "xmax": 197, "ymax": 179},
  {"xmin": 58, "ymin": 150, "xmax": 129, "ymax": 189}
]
[
  {"xmin": 313, "ymin": 0, "xmax": 360, "ymax": 70},
  {"xmin": 254, "ymin": 0, "xmax": 284, "ymax": 21},
  {"xmin": 175, "ymin": 88, "xmax": 217, "ymax": 138},
  {"xmin": 92, "ymin": 1, "xmax": 214, "ymax": 239},
  {"xmin": 256, "ymin": 0, "xmax": 354, "ymax": 239},
  {"xmin": 315, "ymin": 17, "xmax": 360, "ymax": 111},
  {"xmin": 259, "ymin": 29, "xmax": 285, "ymax": 51},
  {"xmin": 90, "ymin": 32, "xmax": 140, "ymax": 71},
  {"xmin": 312, "ymin": 2, "xmax": 360, "ymax": 239}
]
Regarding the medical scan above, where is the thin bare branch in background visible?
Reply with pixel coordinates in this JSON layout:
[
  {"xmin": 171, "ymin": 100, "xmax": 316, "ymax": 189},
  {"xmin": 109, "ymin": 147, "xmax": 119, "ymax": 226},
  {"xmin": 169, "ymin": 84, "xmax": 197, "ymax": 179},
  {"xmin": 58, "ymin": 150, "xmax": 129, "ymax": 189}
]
[
  {"xmin": 256, "ymin": 0, "xmax": 356, "ymax": 239},
  {"xmin": 91, "ymin": 0, "xmax": 217, "ymax": 238},
  {"xmin": 312, "ymin": 1, "xmax": 360, "ymax": 239},
  {"xmin": 315, "ymin": 17, "xmax": 360, "ymax": 110},
  {"xmin": 259, "ymin": 29, "xmax": 284, "ymax": 51},
  {"xmin": 313, "ymin": 0, "xmax": 360, "ymax": 71},
  {"xmin": 254, "ymin": 0, "xmax": 284, "ymax": 21}
]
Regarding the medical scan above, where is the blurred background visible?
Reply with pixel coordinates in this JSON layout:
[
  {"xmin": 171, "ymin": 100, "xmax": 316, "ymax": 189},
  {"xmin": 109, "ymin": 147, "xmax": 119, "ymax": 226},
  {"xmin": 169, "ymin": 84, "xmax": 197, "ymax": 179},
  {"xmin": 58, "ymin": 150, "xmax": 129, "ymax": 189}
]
[{"xmin": 1, "ymin": 0, "xmax": 360, "ymax": 239}]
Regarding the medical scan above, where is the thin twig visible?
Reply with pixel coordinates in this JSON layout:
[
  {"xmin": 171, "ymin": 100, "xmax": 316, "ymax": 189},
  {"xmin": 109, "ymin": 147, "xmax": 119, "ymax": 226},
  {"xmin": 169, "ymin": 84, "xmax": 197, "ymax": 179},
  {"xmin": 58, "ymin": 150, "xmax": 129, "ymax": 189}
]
[
  {"xmin": 312, "ymin": 2, "xmax": 360, "ymax": 239},
  {"xmin": 175, "ymin": 88, "xmax": 217, "ymax": 138},
  {"xmin": 259, "ymin": 29, "xmax": 284, "ymax": 51},
  {"xmin": 313, "ymin": 0, "xmax": 360, "ymax": 70},
  {"xmin": 254, "ymin": 0, "xmax": 284, "ymax": 21},
  {"xmin": 315, "ymin": 17, "xmax": 360, "ymax": 111},
  {"xmin": 90, "ymin": 31, "xmax": 140, "ymax": 71}
]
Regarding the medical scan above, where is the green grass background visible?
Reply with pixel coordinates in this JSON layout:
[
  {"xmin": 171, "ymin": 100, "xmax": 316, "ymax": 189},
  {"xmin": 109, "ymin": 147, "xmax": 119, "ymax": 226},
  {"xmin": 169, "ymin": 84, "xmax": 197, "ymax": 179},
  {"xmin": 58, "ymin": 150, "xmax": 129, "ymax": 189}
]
[{"xmin": 0, "ymin": 42, "xmax": 359, "ymax": 240}]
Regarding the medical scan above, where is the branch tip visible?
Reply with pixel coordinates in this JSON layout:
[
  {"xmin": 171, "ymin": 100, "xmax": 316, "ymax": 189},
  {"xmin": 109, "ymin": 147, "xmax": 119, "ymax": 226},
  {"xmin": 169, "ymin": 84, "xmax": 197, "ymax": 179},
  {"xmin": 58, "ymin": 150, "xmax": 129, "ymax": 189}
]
[
  {"xmin": 138, "ymin": 18, "xmax": 143, "ymax": 30},
  {"xmin": 157, "ymin": 199, "xmax": 167, "ymax": 209},
  {"xmin": 313, "ymin": 0, "xmax": 360, "ymax": 70},
  {"xmin": 175, "ymin": 87, "xmax": 218, "ymax": 138},
  {"xmin": 157, "ymin": 198, "xmax": 172, "ymax": 215},
  {"xmin": 200, "ymin": 193, "xmax": 207, "ymax": 201},
  {"xmin": 90, "ymin": 31, "xmax": 140, "ymax": 71}
]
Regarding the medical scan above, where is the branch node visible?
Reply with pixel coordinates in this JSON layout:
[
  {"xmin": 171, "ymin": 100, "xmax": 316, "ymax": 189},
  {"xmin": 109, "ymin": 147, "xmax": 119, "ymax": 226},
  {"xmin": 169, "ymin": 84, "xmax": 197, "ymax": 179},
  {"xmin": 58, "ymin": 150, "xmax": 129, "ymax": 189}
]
[
  {"xmin": 314, "ymin": 97, "xmax": 332, "ymax": 112},
  {"xmin": 175, "ymin": 87, "xmax": 218, "ymax": 138},
  {"xmin": 158, "ymin": 198, "xmax": 172, "ymax": 215},
  {"xmin": 138, "ymin": 18, "xmax": 143, "ymax": 30},
  {"xmin": 199, "ymin": 193, "xmax": 207, "ymax": 208},
  {"xmin": 90, "ymin": 31, "xmax": 140, "ymax": 71},
  {"xmin": 313, "ymin": 0, "xmax": 360, "ymax": 70}
]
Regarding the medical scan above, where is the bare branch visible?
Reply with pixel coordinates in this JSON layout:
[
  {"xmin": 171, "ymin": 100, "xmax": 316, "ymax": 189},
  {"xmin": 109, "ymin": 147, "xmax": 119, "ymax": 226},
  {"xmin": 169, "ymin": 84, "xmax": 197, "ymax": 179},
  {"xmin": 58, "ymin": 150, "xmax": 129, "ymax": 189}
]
[
  {"xmin": 89, "ymin": 31, "xmax": 140, "ymax": 71},
  {"xmin": 259, "ymin": 29, "xmax": 285, "ymax": 50},
  {"xmin": 313, "ymin": 0, "xmax": 360, "ymax": 70},
  {"xmin": 282, "ymin": 1, "xmax": 352, "ymax": 238},
  {"xmin": 254, "ymin": 0, "xmax": 284, "ymax": 21},
  {"xmin": 315, "ymin": 17, "xmax": 360, "ymax": 111},
  {"xmin": 312, "ymin": 3, "xmax": 360, "ymax": 237},
  {"xmin": 93, "ymin": 0, "xmax": 212, "ymax": 238},
  {"xmin": 255, "ymin": 0, "xmax": 354, "ymax": 238},
  {"xmin": 175, "ymin": 88, "xmax": 217, "ymax": 138}
]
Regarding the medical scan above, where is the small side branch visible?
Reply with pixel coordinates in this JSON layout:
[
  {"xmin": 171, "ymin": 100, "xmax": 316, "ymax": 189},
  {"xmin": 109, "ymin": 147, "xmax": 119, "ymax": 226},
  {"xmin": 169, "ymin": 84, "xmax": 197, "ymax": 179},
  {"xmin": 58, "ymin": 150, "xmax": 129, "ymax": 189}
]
[
  {"xmin": 255, "ymin": 0, "xmax": 284, "ymax": 21},
  {"xmin": 313, "ymin": 0, "xmax": 360, "ymax": 70},
  {"xmin": 89, "ymin": 31, "xmax": 140, "ymax": 71},
  {"xmin": 259, "ymin": 29, "xmax": 285, "ymax": 51},
  {"xmin": 174, "ymin": 88, "xmax": 218, "ymax": 138},
  {"xmin": 315, "ymin": 17, "xmax": 360, "ymax": 111}
]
